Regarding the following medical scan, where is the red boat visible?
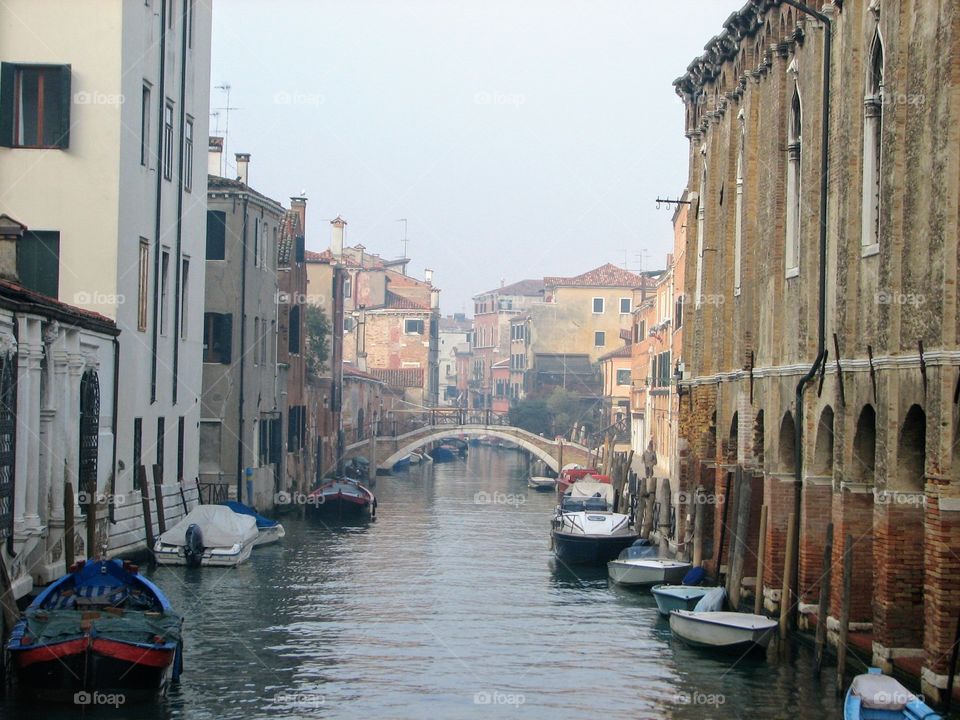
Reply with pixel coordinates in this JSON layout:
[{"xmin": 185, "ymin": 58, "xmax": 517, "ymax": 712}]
[
  {"xmin": 556, "ymin": 467, "xmax": 608, "ymax": 496},
  {"xmin": 307, "ymin": 477, "xmax": 377, "ymax": 518}
]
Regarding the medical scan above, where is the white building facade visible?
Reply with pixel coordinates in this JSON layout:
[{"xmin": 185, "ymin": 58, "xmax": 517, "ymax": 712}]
[{"xmin": 0, "ymin": 0, "xmax": 212, "ymax": 555}]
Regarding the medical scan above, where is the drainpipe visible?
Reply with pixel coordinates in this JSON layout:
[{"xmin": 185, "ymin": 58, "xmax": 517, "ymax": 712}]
[
  {"xmin": 150, "ymin": 0, "xmax": 168, "ymax": 402},
  {"xmin": 171, "ymin": 0, "xmax": 189, "ymax": 404},
  {"xmin": 236, "ymin": 197, "xmax": 249, "ymax": 502},
  {"xmin": 782, "ymin": 0, "xmax": 831, "ymax": 629},
  {"xmin": 109, "ymin": 336, "xmax": 120, "ymax": 524}
]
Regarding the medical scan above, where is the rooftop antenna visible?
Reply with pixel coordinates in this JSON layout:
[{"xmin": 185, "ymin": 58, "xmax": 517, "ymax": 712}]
[
  {"xmin": 397, "ymin": 218, "xmax": 409, "ymax": 271},
  {"xmin": 214, "ymin": 83, "xmax": 239, "ymax": 176}
]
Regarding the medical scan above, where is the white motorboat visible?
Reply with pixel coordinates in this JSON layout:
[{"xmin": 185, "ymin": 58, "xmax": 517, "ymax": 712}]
[
  {"xmin": 154, "ymin": 505, "xmax": 259, "ymax": 567},
  {"xmin": 528, "ymin": 476, "xmax": 557, "ymax": 491},
  {"xmin": 608, "ymin": 556, "xmax": 692, "ymax": 587},
  {"xmin": 551, "ymin": 481, "xmax": 638, "ymax": 563},
  {"xmin": 651, "ymin": 585, "xmax": 713, "ymax": 616},
  {"xmin": 669, "ymin": 610, "xmax": 778, "ymax": 652}
]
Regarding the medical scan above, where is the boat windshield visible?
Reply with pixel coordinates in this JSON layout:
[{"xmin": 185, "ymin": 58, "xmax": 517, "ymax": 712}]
[{"xmin": 560, "ymin": 497, "xmax": 609, "ymax": 512}]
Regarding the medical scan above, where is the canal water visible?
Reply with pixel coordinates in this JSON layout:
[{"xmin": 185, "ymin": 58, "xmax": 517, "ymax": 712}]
[{"xmin": 4, "ymin": 446, "xmax": 850, "ymax": 720}]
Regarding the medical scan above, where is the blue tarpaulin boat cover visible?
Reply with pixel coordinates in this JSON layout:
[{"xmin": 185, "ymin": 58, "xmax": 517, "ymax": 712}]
[
  {"xmin": 682, "ymin": 567, "xmax": 706, "ymax": 585},
  {"xmin": 222, "ymin": 501, "xmax": 279, "ymax": 528}
]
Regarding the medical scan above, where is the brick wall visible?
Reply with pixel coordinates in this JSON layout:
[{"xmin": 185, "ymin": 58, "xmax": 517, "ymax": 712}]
[
  {"xmin": 828, "ymin": 491, "xmax": 874, "ymax": 625},
  {"xmin": 873, "ymin": 502, "xmax": 924, "ymax": 649}
]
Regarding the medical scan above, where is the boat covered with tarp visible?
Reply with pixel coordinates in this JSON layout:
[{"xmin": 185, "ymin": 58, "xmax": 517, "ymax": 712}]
[
  {"xmin": 154, "ymin": 505, "xmax": 259, "ymax": 567},
  {"xmin": 222, "ymin": 500, "xmax": 286, "ymax": 545}
]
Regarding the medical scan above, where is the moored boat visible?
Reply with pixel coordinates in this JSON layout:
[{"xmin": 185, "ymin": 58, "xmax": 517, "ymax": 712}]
[
  {"xmin": 307, "ymin": 477, "xmax": 377, "ymax": 518},
  {"xmin": 607, "ymin": 556, "xmax": 692, "ymax": 587},
  {"xmin": 669, "ymin": 610, "xmax": 777, "ymax": 653},
  {"xmin": 651, "ymin": 585, "xmax": 713, "ymax": 616},
  {"xmin": 222, "ymin": 500, "xmax": 286, "ymax": 546},
  {"xmin": 154, "ymin": 505, "xmax": 259, "ymax": 567},
  {"xmin": 843, "ymin": 668, "xmax": 942, "ymax": 720},
  {"xmin": 528, "ymin": 475, "xmax": 557, "ymax": 491},
  {"xmin": 7, "ymin": 559, "xmax": 183, "ymax": 701},
  {"xmin": 551, "ymin": 480, "xmax": 638, "ymax": 564}
]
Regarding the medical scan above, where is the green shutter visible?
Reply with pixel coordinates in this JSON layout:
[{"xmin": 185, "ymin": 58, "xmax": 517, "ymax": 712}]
[
  {"xmin": 220, "ymin": 314, "xmax": 232, "ymax": 364},
  {"xmin": 17, "ymin": 231, "xmax": 60, "ymax": 298},
  {"xmin": 0, "ymin": 63, "xmax": 13, "ymax": 147},
  {"xmin": 55, "ymin": 64, "xmax": 71, "ymax": 148}
]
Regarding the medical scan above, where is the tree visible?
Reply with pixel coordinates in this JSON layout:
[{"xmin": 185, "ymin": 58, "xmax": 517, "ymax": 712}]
[
  {"xmin": 546, "ymin": 387, "xmax": 583, "ymax": 439},
  {"xmin": 509, "ymin": 398, "xmax": 551, "ymax": 436},
  {"xmin": 304, "ymin": 305, "xmax": 331, "ymax": 376}
]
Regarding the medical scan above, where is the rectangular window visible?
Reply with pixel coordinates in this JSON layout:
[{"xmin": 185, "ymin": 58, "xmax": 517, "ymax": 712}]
[
  {"xmin": 159, "ymin": 249, "xmax": 170, "ymax": 335},
  {"xmin": 253, "ymin": 318, "xmax": 260, "ymax": 366},
  {"xmin": 17, "ymin": 230, "xmax": 59, "ymax": 298},
  {"xmin": 177, "ymin": 416, "xmax": 185, "ymax": 481},
  {"xmin": 619, "ymin": 297, "xmax": 631, "ymax": 314},
  {"xmin": 616, "ymin": 369, "xmax": 631, "ymax": 386},
  {"xmin": 260, "ymin": 318, "xmax": 267, "ymax": 365},
  {"xmin": 206, "ymin": 210, "xmax": 226, "ymax": 259},
  {"xmin": 594, "ymin": 331, "xmax": 605, "ymax": 347},
  {"xmin": 592, "ymin": 297, "xmax": 604, "ymax": 314},
  {"xmin": 180, "ymin": 257, "xmax": 190, "ymax": 339},
  {"xmin": 167, "ymin": 0, "xmax": 175, "ymax": 28},
  {"xmin": 138, "ymin": 239, "xmax": 149, "ymax": 331},
  {"xmin": 253, "ymin": 217, "xmax": 260, "ymax": 267},
  {"xmin": 156, "ymin": 417, "xmax": 165, "ymax": 471},
  {"xmin": 674, "ymin": 295, "xmax": 684, "ymax": 329},
  {"xmin": 183, "ymin": 116, "xmax": 193, "ymax": 191},
  {"xmin": 133, "ymin": 417, "xmax": 143, "ymax": 489},
  {"xmin": 203, "ymin": 312, "xmax": 232, "ymax": 363},
  {"xmin": 0, "ymin": 63, "xmax": 71, "ymax": 149},
  {"xmin": 187, "ymin": 0, "xmax": 195, "ymax": 48},
  {"xmin": 343, "ymin": 276, "xmax": 352, "ymax": 298},
  {"xmin": 163, "ymin": 101, "xmax": 174, "ymax": 180},
  {"xmin": 405, "ymin": 318, "xmax": 424, "ymax": 334},
  {"xmin": 140, "ymin": 83, "xmax": 151, "ymax": 165},
  {"xmin": 288, "ymin": 306, "xmax": 301, "ymax": 353}
]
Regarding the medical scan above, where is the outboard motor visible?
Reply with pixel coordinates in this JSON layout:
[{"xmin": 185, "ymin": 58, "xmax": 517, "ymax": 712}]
[{"xmin": 184, "ymin": 523, "xmax": 204, "ymax": 568}]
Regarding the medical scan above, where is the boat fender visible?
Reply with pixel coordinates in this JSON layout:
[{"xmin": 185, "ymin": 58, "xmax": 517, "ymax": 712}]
[{"xmin": 184, "ymin": 523, "xmax": 204, "ymax": 568}]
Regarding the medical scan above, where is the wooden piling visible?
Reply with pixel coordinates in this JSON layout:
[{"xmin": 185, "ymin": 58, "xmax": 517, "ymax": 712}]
[
  {"xmin": 152, "ymin": 464, "xmax": 166, "ymax": 534},
  {"xmin": 178, "ymin": 478, "xmax": 189, "ymax": 514},
  {"xmin": 692, "ymin": 486, "xmax": 704, "ymax": 567},
  {"xmin": 780, "ymin": 512, "xmax": 796, "ymax": 639},
  {"xmin": 64, "ymin": 480, "xmax": 75, "ymax": 568},
  {"xmin": 754, "ymin": 504, "xmax": 768, "ymax": 616},
  {"xmin": 85, "ymin": 483, "xmax": 97, "ymax": 560},
  {"xmin": 139, "ymin": 465, "xmax": 155, "ymax": 552},
  {"xmin": 836, "ymin": 533, "xmax": 853, "ymax": 690},
  {"xmin": 729, "ymin": 466, "xmax": 752, "ymax": 610},
  {"xmin": 814, "ymin": 523, "xmax": 834, "ymax": 674}
]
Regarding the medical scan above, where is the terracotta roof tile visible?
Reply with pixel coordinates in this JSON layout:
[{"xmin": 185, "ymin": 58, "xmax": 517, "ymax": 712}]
[
  {"xmin": 368, "ymin": 367, "xmax": 424, "ymax": 389},
  {"xmin": 544, "ymin": 263, "xmax": 646, "ymax": 289},
  {"xmin": 384, "ymin": 290, "xmax": 430, "ymax": 310},
  {"xmin": 597, "ymin": 344, "xmax": 633, "ymax": 361}
]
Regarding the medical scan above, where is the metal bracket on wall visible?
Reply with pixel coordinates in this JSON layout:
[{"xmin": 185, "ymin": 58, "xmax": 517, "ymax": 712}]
[
  {"xmin": 918, "ymin": 340, "xmax": 927, "ymax": 396},
  {"xmin": 655, "ymin": 197, "xmax": 692, "ymax": 210},
  {"xmin": 954, "ymin": 370, "xmax": 960, "ymax": 405},
  {"xmin": 833, "ymin": 333, "xmax": 845, "ymax": 407},
  {"xmin": 867, "ymin": 345, "xmax": 877, "ymax": 402}
]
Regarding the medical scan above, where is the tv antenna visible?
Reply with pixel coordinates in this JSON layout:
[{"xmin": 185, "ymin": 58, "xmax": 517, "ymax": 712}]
[
  {"xmin": 214, "ymin": 83, "xmax": 239, "ymax": 176},
  {"xmin": 397, "ymin": 218, "xmax": 409, "ymax": 259}
]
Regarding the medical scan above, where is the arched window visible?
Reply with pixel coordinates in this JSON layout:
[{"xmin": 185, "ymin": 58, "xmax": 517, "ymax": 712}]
[
  {"xmin": 734, "ymin": 110, "xmax": 745, "ymax": 295},
  {"xmin": 785, "ymin": 87, "xmax": 802, "ymax": 275},
  {"xmin": 79, "ymin": 369, "xmax": 100, "ymax": 508},
  {"xmin": 861, "ymin": 32, "xmax": 884, "ymax": 253},
  {"xmin": 695, "ymin": 156, "xmax": 707, "ymax": 308}
]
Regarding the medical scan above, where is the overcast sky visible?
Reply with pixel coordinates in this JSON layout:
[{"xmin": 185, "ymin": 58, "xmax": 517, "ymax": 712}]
[{"xmin": 210, "ymin": 1, "xmax": 737, "ymax": 315}]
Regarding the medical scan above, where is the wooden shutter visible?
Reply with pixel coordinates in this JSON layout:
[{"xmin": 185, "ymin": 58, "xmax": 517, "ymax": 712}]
[
  {"xmin": 0, "ymin": 63, "xmax": 13, "ymax": 147},
  {"xmin": 55, "ymin": 64, "xmax": 71, "ymax": 148},
  {"xmin": 219, "ymin": 314, "xmax": 233, "ymax": 364}
]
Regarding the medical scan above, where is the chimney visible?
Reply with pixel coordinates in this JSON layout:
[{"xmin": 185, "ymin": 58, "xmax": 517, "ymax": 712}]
[
  {"xmin": 290, "ymin": 195, "xmax": 307, "ymax": 233},
  {"xmin": 424, "ymin": 268, "xmax": 433, "ymax": 285},
  {"xmin": 330, "ymin": 216, "xmax": 346, "ymax": 258},
  {"xmin": 430, "ymin": 288, "xmax": 440, "ymax": 310},
  {"xmin": 235, "ymin": 153, "xmax": 250, "ymax": 185},
  {"xmin": 0, "ymin": 214, "xmax": 26, "ymax": 283},
  {"xmin": 208, "ymin": 136, "xmax": 224, "ymax": 177}
]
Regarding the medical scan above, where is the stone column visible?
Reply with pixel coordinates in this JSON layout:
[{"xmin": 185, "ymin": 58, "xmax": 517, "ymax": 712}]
[{"xmin": 17, "ymin": 316, "xmax": 44, "ymax": 533}]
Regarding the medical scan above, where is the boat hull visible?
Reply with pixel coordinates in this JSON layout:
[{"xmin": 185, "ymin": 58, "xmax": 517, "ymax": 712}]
[
  {"xmin": 253, "ymin": 523, "xmax": 285, "ymax": 546},
  {"xmin": 154, "ymin": 540, "xmax": 254, "ymax": 567},
  {"xmin": 11, "ymin": 637, "xmax": 177, "ymax": 701},
  {"xmin": 669, "ymin": 611, "xmax": 777, "ymax": 653},
  {"xmin": 528, "ymin": 476, "xmax": 557, "ymax": 491},
  {"xmin": 552, "ymin": 531, "xmax": 638, "ymax": 564},
  {"xmin": 651, "ymin": 585, "xmax": 712, "ymax": 616},
  {"xmin": 607, "ymin": 560, "xmax": 692, "ymax": 587}
]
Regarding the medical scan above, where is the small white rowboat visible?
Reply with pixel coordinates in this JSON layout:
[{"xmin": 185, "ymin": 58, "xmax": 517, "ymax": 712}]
[{"xmin": 669, "ymin": 610, "xmax": 777, "ymax": 653}]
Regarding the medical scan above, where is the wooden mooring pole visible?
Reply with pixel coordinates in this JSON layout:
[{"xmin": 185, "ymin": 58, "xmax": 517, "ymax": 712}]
[
  {"xmin": 836, "ymin": 533, "xmax": 853, "ymax": 691},
  {"xmin": 780, "ymin": 512, "xmax": 796, "ymax": 639},
  {"xmin": 814, "ymin": 523, "xmax": 834, "ymax": 674},
  {"xmin": 139, "ymin": 465, "xmax": 155, "ymax": 552},
  {"xmin": 64, "ymin": 480, "xmax": 75, "ymax": 568},
  {"xmin": 754, "ymin": 504, "xmax": 768, "ymax": 616},
  {"xmin": 85, "ymin": 483, "xmax": 97, "ymax": 560},
  {"xmin": 152, "ymin": 464, "xmax": 166, "ymax": 534}
]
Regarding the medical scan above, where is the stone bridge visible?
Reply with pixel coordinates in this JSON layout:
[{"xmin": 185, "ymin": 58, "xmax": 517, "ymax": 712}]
[{"xmin": 344, "ymin": 409, "xmax": 591, "ymax": 473}]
